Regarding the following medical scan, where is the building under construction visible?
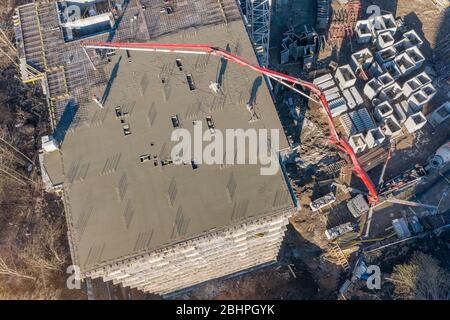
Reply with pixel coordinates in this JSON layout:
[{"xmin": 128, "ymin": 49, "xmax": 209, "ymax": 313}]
[{"xmin": 15, "ymin": 0, "xmax": 296, "ymax": 295}]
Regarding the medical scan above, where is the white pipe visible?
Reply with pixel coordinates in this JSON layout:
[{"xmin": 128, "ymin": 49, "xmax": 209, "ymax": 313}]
[{"xmin": 83, "ymin": 45, "xmax": 208, "ymax": 55}]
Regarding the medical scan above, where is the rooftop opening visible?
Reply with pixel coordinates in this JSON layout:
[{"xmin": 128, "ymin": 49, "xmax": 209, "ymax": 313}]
[
  {"xmin": 163, "ymin": 6, "xmax": 173, "ymax": 14},
  {"xmin": 191, "ymin": 160, "xmax": 198, "ymax": 170},
  {"xmin": 407, "ymin": 48, "xmax": 424, "ymax": 64},
  {"xmin": 422, "ymin": 86, "xmax": 433, "ymax": 96},
  {"xmin": 352, "ymin": 49, "xmax": 373, "ymax": 69},
  {"xmin": 206, "ymin": 116, "xmax": 215, "ymax": 133},
  {"xmin": 176, "ymin": 59, "xmax": 183, "ymax": 71},
  {"xmin": 396, "ymin": 55, "xmax": 415, "ymax": 71},
  {"xmin": 186, "ymin": 74, "xmax": 196, "ymax": 91},
  {"xmin": 171, "ymin": 115, "xmax": 180, "ymax": 128},
  {"xmin": 384, "ymin": 84, "xmax": 402, "ymax": 99},
  {"xmin": 379, "ymin": 32, "xmax": 394, "ymax": 47},
  {"xmin": 381, "ymin": 34, "xmax": 390, "ymax": 42},
  {"xmin": 123, "ymin": 124, "xmax": 131, "ymax": 136},
  {"xmin": 140, "ymin": 154, "xmax": 151, "ymax": 163},
  {"xmin": 422, "ymin": 85, "xmax": 436, "ymax": 97},
  {"xmin": 349, "ymin": 134, "xmax": 367, "ymax": 153},
  {"xmin": 115, "ymin": 106, "xmax": 122, "ymax": 118},
  {"xmin": 350, "ymin": 135, "xmax": 365, "ymax": 146}
]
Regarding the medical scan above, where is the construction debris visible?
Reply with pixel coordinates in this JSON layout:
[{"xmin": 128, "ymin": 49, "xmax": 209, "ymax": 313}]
[
  {"xmin": 347, "ymin": 194, "xmax": 370, "ymax": 218},
  {"xmin": 325, "ymin": 222, "xmax": 355, "ymax": 241},
  {"xmin": 280, "ymin": 26, "xmax": 325, "ymax": 70},
  {"xmin": 310, "ymin": 192, "xmax": 337, "ymax": 212}
]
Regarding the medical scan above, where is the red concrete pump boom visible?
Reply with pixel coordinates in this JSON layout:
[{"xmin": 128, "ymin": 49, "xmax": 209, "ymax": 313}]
[{"xmin": 81, "ymin": 41, "xmax": 380, "ymax": 204}]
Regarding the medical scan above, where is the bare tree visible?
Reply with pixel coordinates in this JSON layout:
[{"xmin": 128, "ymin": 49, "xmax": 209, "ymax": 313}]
[
  {"xmin": 0, "ymin": 255, "xmax": 35, "ymax": 280},
  {"xmin": 391, "ymin": 251, "xmax": 450, "ymax": 300},
  {"xmin": 19, "ymin": 217, "xmax": 67, "ymax": 276}
]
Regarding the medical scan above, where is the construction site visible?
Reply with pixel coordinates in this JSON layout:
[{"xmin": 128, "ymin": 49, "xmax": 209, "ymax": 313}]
[{"xmin": 0, "ymin": 0, "xmax": 449, "ymax": 300}]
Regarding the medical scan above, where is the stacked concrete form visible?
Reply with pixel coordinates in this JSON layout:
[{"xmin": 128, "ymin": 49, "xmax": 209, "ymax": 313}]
[
  {"xmin": 349, "ymin": 133, "xmax": 367, "ymax": 153},
  {"xmin": 314, "ymin": 12, "xmax": 440, "ymax": 153},
  {"xmin": 428, "ymin": 101, "xmax": 450, "ymax": 127},
  {"xmin": 280, "ymin": 27, "xmax": 323, "ymax": 69},
  {"xmin": 352, "ymin": 15, "xmax": 435, "ymax": 139},
  {"xmin": 335, "ymin": 64, "xmax": 357, "ymax": 90},
  {"xmin": 314, "ymin": 11, "xmax": 439, "ymax": 158},
  {"xmin": 355, "ymin": 13, "xmax": 396, "ymax": 43},
  {"xmin": 365, "ymin": 127, "xmax": 385, "ymax": 148},
  {"xmin": 404, "ymin": 112, "xmax": 427, "ymax": 133}
]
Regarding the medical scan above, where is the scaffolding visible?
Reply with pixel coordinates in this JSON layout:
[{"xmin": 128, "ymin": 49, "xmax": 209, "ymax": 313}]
[
  {"xmin": 239, "ymin": 0, "xmax": 271, "ymax": 67},
  {"xmin": 0, "ymin": 7, "xmax": 44, "ymax": 84}
]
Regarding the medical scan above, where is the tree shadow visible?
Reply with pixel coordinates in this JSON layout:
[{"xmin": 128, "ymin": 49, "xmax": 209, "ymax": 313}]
[{"xmin": 53, "ymin": 99, "xmax": 78, "ymax": 143}]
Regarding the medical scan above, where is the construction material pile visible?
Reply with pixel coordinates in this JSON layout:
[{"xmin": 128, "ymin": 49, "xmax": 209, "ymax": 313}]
[{"xmin": 314, "ymin": 13, "xmax": 436, "ymax": 155}]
